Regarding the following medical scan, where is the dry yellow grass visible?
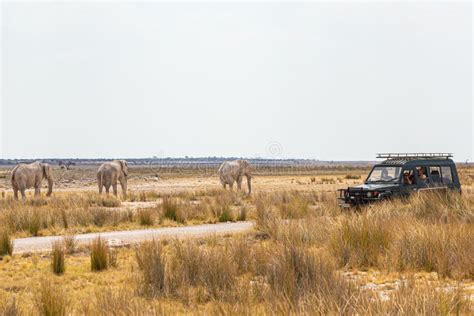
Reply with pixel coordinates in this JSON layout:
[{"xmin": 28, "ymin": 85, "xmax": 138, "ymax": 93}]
[{"xmin": 0, "ymin": 165, "xmax": 472, "ymax": 314}]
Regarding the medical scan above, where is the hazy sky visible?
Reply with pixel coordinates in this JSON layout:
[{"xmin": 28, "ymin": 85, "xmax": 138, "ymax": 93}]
[{"xmin": 1, "ymin": 1, "xmax": 472, "ymax": 160}]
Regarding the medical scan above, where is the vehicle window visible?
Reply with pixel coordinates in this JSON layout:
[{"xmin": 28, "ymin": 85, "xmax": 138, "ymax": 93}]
[
  {"xmin": 367, "ymin": 166, "xmax": 401, "ymax": 183},
  {"xmin": 402, "ymin": 169, "xmax": 416, "ymax": 185},
  {"xmin": 429, "ymin": 166, "xmax": 442, "ymax": 183},
  {"xmin": 415, "ymin": 166, "xmax": 429, "ymax": 184},
  {"xmin": 441, "ymin": 166, "xmax": 453, "ymax": 184}
]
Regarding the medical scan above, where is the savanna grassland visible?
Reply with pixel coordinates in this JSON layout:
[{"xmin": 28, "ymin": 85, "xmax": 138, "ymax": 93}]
[{"xmin": 0, "ymin": 164, "xmax": 473, "ymax": 315}]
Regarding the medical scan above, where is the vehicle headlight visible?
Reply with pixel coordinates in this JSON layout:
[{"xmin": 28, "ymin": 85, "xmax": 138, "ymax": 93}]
[{"xmin": 367, "ymin": 191, "xmax": 373, "ymax": 198}]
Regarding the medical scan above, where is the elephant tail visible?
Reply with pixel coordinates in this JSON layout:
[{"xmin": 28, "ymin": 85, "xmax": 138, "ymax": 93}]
[{"xmin": 11, "ymin": 165, "xmax": 20, "ymax": 182}]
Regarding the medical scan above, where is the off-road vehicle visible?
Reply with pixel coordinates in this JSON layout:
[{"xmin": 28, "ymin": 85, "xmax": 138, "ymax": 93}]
[{"xmin": 338, "ymin": 153, "xmax": 461, "ymax": 207}]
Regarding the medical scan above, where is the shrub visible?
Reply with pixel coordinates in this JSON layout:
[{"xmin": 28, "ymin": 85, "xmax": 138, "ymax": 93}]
[
  {"xmin": 162, "ymin": 197, "xmax": 185, "ymax": 223},
  {"xmin": 217, "ymin": 205, "xmax": 234, "ymax": 222},
  {"xmin": 0, "ymin": 296, "xmax": 18, "ymax": 316},
  {"xmin": 90, "ymin": 208, "xmax": 110, "ymax": 227},
  {"xmin": 0, "ymin": 228, "xmax": 13, "ymax": 256},
  {"xmin": 51, "ymin": 240, "xmax": 65, "ymax": 275},
  {"xmin": 236, "ymin": 206, "xmax": 247, "ymax": 221},
  {"xmin": 62, "ymin": 235, "xmax": 76, "ymax": 255},
  {"xmin": 345, "ymin": 174, "xmax": 361, "ymax": 179},
  {"xmin": 34, "ymin": 278, "xmax": 70, "ymax": 316},
  {"xmin": 393, "ymin": 223, "xmax": 474, "ymax": 279},
  {"xmin": 90, "ymin": 236, "xmax": 109, "ymax": 272},
  {"xmin": 135, "ymin": 240, "xmax": 166, "ymax": 297},
  {"xmin": 265, "ymin": 244, "xmax": 336, "ymax": 303},
  {"xmin": 199, "ymin": 247, "xmax": 237, "ymax": 299},
  {"xmin": 330, "ymin": 214, "xmax": 392, "ymax": 268},
  {"xmin": 137, "ymin": 208, "xmax": 154, "ymax": 226}
]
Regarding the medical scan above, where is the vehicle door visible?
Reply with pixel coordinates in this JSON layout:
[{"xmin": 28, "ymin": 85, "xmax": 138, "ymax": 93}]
[{"xmin": 440, "ymin": 165, "xmax": 456, "ymax": 190}]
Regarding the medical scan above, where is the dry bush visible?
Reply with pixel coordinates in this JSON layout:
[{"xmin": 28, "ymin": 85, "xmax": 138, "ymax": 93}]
[
  {"xmin": 198, "ymin": 246, "xmax": 237, "ymax": 299},
  {"xmin": 0, "ymin": 296, "xmax": 19, "ymax": 316},
  {"xmin": 383, "ymin": 191, "xmax": 473, "ymax": 223},
  {"xmin": 345, "ymin": 174, "xmax": 361, "ymax": 179},
  {"xmin": 0, "ymin": 228, "xmax": 13, "ymax": 256},
  {"xmin": 274, "ymin": 191, "xmax": 311, "ymax": 219},
  {"xmin": 135, "ymin": 240, "xmax": 166, "ymax": 297},
  {"xmin": 263, "ymin": 244, "xmax": 364, "ymax": 312},
  {"xmin": 373, "ymin": 280, "xmax": 471, "ymax": 315},
  {"xmin": 137, "ymin": 208, "xmax": 155, "ymax": 226},
  {"xmin": 393, "ymin": 223, "xmax": 474, "ymax": 279},
  {"xmin": 254, "ymin": 194, "xmax": 279, "ymax": 237},
  {"xmin": 62, "ymin": 235, "xmax": 76, "ymax": 255},
  {"xmin": 90, "ymin": 236, "xmax": 109, "ymax": 272},
  {"xmin": 0, "ymin": 194, "xmax": 126, "ymax": 236},
  {"xmin": 210, "ymin": 193, "xmax": 236, "ymax": 222},
  {"xmin": 166, "ymin": 240, "xmax": 203, "ymax": 292},
  {"xmin": 236, "ymin": 206, "xmax": 247, "ymax": 221},
  {"xmin": 127, "ymin": 190, "xmax": 160, "ymax": 202},
  {"xmin": 136, "ymin": 239, "xmax": 237, "ymax": 301},
  {"xmin": 273, "ymin": 216, "xmax": 334, "ymax": 247},
  {"xmin": 161, "ymin": 197, "xmax": 186, "ymax": 223},
  {"xmin": 227, "ymin": 236, "xmax": 253, "ymax": 273},
  {"xmin": 90, "ymin": 208, "xmax": 113, "ymax": 227},
  {"xmin": 330, "ymin": 214, "xmax": 392, "ymax": 268},
  {"xmin": 34, "ymin": 278, "xmax": 70, "ymax": 316},
  {"xmin": 51, "ymin": 240, "xmax": 65, "ymax": 275},
  {"xmin": 91, "ymin": 287, "xmax": 135, "ymax": 315}
]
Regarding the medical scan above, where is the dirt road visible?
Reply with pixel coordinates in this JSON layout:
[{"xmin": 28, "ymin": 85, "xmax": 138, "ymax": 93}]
[{"xmin": 12, "ymin": 221, "xmax": 254, "ymax": 254}]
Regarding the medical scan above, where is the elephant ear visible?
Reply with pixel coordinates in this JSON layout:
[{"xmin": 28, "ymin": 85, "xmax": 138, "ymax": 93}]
[
  {"xmin": 240, "ymin": 160, "xmax": 252, "ymax": 175},
  {"xmin": 119, "ymin": 160, "xmax": 128, "ymax": 176}
]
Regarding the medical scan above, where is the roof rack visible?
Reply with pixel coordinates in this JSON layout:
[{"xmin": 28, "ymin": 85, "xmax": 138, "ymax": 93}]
[{"xmin": 376, "ymin": 153, "xmax": 453, "ymax": 160}]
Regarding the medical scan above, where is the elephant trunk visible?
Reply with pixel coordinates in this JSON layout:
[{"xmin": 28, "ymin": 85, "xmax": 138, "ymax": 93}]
[
  {"xmin": 121, "ymin": 178, "xmax": 128, "ymax": 198},
  {"xmin": 46, "ymin": 177, "xmax": 53, "ymax": 196},
  {"xmin": 246, "ymin": 174, "xmax": 251, "ymax": 195}
]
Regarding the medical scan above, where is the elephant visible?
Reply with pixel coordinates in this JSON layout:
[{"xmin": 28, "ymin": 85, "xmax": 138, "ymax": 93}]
[
  {"xmin": 97, "ymin": 160, "xmax": 128, "ymax": 197},
  {"xmin": 218, "ymin": 159, "xmax": 252, "ymax": 194},
  {"xmin": 11, "ymin": 161, "xmax": 53, "ymax": 200}
]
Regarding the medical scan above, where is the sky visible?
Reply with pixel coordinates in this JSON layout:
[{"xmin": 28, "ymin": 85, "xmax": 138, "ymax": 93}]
[{"xmin": 1, "ymin": 1, "xmax": 472, "ymax": 161}]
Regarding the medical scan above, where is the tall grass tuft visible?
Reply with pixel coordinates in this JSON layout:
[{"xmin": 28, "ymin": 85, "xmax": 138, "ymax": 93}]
[
  {"xmin": 135, "ymin": 240, "xmax": 166, "ymax": 297},
  {"xmin": 162, "ymin": 197, "xmax": 186, "ymax": 223},
  {"xmin": 51, "ymin": 240, "xmax": 65, "ymax": 275},
  {"xmin": 90, "ymin": 236, "xmax": 109, "ymax": 272},
  {"xmin": 62, "ymin": 235, "xmax": 76, "ymax": 255},
  {"xmin": 137, "ymin": 208, "xmax": 154, "ymax": 226},
  {"xmin": 393, "ymin": 223, "xmax": 474, "ymax": 279},
  {"xmin": 34, "ymin": 278, "xmax": 70, "ymax": 316},
  {"xmin": 0, "ymin": 228, "xmax": 13, "ymax": 256},
  {"xmin": 330, "ymin": 214, "xmax": 392, "ymax": 268}
]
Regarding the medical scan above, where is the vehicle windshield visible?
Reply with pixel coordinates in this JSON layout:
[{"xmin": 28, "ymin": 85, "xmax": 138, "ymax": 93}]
[{"xmin": 366, "ymin": 166, "xmax": 401, "ymax": 183}]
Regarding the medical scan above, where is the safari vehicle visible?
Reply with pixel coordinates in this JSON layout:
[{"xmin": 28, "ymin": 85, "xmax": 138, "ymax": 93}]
[{"xmin": 338, "ymin": 153, "xmax": 461, "ymax": 208}]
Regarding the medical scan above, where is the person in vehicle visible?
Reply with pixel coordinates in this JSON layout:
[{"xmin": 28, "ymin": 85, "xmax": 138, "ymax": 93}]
[
  {"xmin": 403, "ymin": 171, "xmax": 412, "ymax": 185},
  {"xmin": 417, "ymin": 167, "xmax": 428, "ymax": 187}
]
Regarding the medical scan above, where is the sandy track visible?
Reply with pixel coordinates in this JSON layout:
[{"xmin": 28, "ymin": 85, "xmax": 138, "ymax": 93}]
[{"xmin": 12, "ymin": 221, "xmax": 254, "ymax": 254}]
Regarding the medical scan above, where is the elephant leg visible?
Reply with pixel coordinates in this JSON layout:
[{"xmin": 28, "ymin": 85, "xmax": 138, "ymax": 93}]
[
  {"xmin": 20, "ymin": 189, "xmax": 26, "ymax": 200},
  {"xmin": 105, "ymin": 185, "xmax": 110, "ymax": 195},
  {"xmin": 112, "ymin": 183, "xmax": 118, "ymax": 196},
  {"xmin": 229, "ymin": 181, "xmax": 234, "ymax": 190},
  {"xmin": 34, "ymin": 187, "xmax": 41, "ymax": 197},
  {"xmin": 13, "ymin": 188, "xmax": 19, "ymax": 200},
  {"xmin": 120, "ymin": 179, "xmax": 127, "ymax": 198},
  {"xmin": 236, "ymin": 176, "xmax": 242, "ymax": 190},
  {"xmin": 98, "ymin": 176, "xmax": 103, "ymax": 194},
  {"xmin": 222, "ymin": 183, "xmax": 227, "ymax": 189}
]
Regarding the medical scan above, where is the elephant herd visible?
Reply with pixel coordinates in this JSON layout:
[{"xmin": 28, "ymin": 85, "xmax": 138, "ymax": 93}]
[{"xmin": 9, "ymin": 159, "xmax": 252, "ymax": 200}]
